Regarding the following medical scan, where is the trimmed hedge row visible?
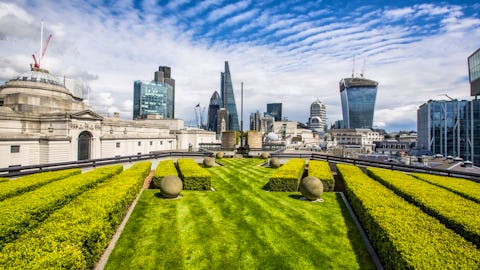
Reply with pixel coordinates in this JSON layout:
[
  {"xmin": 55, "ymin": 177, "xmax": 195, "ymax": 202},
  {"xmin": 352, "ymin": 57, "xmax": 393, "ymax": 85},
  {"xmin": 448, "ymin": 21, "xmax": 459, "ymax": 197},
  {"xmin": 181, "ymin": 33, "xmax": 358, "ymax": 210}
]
[
  {"xmin": 0, "ymin": 169, "xmax": 81, "ymax": 201},
  {"xmin": 177, "ymin": 158, "xmax": 211, "ymax": 190},
  {"xmin": 411, "ymin": 173, "xmax": 480, "ymax": 203},
  {"xmin": 337, "ymin": 164, "xmax": 480, "ymax": 269},
  {"xmin": 0, "ymin": 178, "xmax": 9, "ymax": 183},
  {"xmin": 367, "ymin": 167, "xmax": 480, "ymax": 248},
  {"xmin": 268, "ymin": 158, "xmax": 305, "ymax": 191},
  {"xmin": 0, "ymin": 162, "xmax": 151, "ymax": 269},
  {"xmin": 0, "ymin": 165, "xmax": 122, "ymax": 249},
  {"xmin": 152, "ymin": 159, "xmax": 178, "ymax": 188},
  {"xmin": 307, "ymin": 160, "xmax": 334, "ymax": 191}
]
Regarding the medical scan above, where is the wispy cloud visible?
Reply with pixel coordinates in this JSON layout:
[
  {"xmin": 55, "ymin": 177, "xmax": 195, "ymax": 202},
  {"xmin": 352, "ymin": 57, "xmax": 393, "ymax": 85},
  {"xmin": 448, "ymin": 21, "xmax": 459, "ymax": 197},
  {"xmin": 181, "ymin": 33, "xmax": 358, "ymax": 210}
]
[{"xmin": 0, "ymin": 1, "xmax": 479, "ymax": 131}]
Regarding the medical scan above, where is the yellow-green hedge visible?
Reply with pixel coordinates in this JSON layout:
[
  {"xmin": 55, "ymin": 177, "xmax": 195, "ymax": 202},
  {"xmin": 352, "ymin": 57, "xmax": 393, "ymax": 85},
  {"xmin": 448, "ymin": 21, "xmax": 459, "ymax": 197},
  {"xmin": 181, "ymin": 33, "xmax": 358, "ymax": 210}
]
[
  {"xmin": 152, "ymin": 159, "xmax": 178, "ymax": 188},
  {"xmin": 307, "ymin": 160, "xmax": 334, "ymax": 191},
  {"xmin": 177, "ymin": 158, "xmax": 211, "ymax": 190},
  {"xmin": 269, "ymin": 158, "xmax": 305, "ymax": 191},
  {"xmin": 0, "ymin": 162, "xmax": 151, "ymax": 269},
  {"xmin": 0, "ymin": 165, "xmax": 122, "ymax": 249},
  {"xmin": 367, "ymin": 167, "xmax": 480, "ymax": 248},
  {"xmin": 0, "ymin": 169, "xmax": 81, "ymax": 201},
  {"xmin": 411, "ymin": 173, "xmax": 480, "ymax": 203},
  {"xmin": 337, "ymin": 164, "xmax": 480, "ymax": 269}
]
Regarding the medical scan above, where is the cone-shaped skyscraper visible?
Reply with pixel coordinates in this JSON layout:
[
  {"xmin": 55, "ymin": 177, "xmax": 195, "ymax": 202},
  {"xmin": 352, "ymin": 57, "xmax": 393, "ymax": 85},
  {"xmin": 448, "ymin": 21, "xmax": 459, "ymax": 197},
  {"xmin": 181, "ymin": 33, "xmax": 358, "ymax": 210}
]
[{"xmin": 220, "ymin": 61, "xmax": 240, "ymax": 131}]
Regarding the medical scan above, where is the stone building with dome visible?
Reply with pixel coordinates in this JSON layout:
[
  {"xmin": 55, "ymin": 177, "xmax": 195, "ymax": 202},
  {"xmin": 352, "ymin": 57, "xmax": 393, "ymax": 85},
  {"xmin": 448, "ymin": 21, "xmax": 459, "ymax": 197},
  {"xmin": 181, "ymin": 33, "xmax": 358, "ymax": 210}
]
[
  {"xmin": 308, "ymin": 99, "xmax": 326, "ymax": 133},
  {"xmin": 0, "ymin": 68, "xmax": 215, "ymax": 168}
]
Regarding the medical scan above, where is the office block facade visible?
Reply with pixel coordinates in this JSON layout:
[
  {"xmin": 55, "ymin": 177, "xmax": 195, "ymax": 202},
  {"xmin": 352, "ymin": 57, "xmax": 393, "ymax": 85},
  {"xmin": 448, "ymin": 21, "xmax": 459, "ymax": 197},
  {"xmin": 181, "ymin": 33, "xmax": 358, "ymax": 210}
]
[
  {"xmin": 309, "ymin": 99, "xmax": 326, "ymax": 132},
  {"xmin": 468, "ymin": 48, "xmax": 480, "ymax": 96},
  {"xmin": 417, "ymin": 99, "xmax": 480, "ymax": 165},
  {"xmin": 133, "ymin": 66, "xmax": 175, "ymax": 119},
  {"xmin": 267, "ymin": 103, "xmax": 282, "ymax": 121},
  {"xmin": 340, "ymin": 77, "xmax": 378, "ymax": 129}
]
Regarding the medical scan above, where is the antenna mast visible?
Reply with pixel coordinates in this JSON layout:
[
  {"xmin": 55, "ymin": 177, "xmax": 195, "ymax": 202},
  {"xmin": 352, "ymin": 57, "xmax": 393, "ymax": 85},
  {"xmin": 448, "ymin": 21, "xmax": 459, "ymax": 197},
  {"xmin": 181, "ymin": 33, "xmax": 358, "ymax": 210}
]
[{"xmin": 351, "ymin": 56, "xmax": 355, "ymax": 78}]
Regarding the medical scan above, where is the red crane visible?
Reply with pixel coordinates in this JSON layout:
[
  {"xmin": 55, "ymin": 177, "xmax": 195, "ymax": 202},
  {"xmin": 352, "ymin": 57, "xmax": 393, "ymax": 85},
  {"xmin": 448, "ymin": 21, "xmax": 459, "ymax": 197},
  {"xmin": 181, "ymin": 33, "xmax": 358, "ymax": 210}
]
[{"xmin": 31, "ymin": 21, "xmax": 52, "ymax": 69}]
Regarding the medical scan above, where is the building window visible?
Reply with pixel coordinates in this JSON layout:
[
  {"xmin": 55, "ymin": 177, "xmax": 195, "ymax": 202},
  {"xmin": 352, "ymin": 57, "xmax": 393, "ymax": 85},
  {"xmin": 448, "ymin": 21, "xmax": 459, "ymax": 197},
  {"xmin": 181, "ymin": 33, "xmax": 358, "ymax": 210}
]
[
  {"xmin": 150, "ymin": 141, "xmax": 153, "ymax": 146},
  {"xmin": 138, "ymin": 141, "xmax": 141, "ymax": 146},
  {"xmin": 11, "ymin": 145, "xmax": 20, "ymax": 153},
  {"xmin": 160, "ymin": 141, "xmax": 163, "ymax": 145},
  {"xmin": 116, "ymin": 142, "xmax": 120, "ymax": 148}
]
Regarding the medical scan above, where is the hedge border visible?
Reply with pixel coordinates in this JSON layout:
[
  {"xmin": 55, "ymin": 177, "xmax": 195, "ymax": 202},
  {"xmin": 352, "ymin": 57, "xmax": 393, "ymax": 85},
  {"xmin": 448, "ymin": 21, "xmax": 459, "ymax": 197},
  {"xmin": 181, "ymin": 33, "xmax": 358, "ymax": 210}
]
[
  {"xmin": 268, "ymin": 158, "xmax": 305, "ymax": 191},
  {"xmin": 367, "ymin": 167, "xmax": 480, "ymax": 248},
  {"xmin": 307, "ymin": 160, "xmax": 335, "ymax": 191},
  {"xmin": 152, "ymin": 160, "xmax": 178, "ymax": 188},
  {"xmin": 0, "ymin": 162, "xmax": 151, "ymax": 269},
  {"xmin": 177, "ymin": 158, "xmax": 212, "ymax": 190},
  {"xmin": 337, "ymin": 164, "xmax": 480, "ymax": 269},
  {"xmin": 0, "ymin": 169, "xmax": 81, "ymax": 201},
  {"xmin": 0, "ymin": 165, "xmax": 122, "ymax": 249}
]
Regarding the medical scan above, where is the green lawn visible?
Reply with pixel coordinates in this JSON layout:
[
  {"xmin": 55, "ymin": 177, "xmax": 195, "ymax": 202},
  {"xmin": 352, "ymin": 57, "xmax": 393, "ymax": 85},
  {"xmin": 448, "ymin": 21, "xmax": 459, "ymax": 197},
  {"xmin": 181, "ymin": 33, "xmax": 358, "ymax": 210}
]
[{"xmin": 105, "ymin": 158, "xmax": 375, "ymax": 269}]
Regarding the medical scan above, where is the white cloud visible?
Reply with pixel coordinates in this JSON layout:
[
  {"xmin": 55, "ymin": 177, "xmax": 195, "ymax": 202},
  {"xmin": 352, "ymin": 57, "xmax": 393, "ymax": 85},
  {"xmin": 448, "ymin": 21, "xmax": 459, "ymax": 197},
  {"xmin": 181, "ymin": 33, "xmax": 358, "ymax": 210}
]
[{"xmin": 0, "ymin": 1, "xmax": 479, "ymax": 132}]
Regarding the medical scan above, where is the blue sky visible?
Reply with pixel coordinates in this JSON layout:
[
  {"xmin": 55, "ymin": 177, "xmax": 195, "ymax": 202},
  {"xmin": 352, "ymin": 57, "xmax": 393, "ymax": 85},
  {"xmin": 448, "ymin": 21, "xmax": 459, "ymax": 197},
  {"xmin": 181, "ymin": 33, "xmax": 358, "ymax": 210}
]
[{"xmin": 1, "ymin": 0, "xmax": 480, "ymax": 131}]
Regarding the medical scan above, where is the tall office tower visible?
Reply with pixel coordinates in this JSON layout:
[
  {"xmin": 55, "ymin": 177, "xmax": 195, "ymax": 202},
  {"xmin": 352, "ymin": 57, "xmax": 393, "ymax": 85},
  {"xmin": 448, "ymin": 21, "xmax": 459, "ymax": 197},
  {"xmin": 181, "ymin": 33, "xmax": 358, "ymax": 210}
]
[
  {"xmin": 220, "ymin": 61, "xmax": 240, "ymax": 131},
  {"xmin": 468, "ymin": 48, "xmax": 480, "ymax": 97},
  {"xmin": 309, "ymin": 99, "xmax": 326, "ymax": 132},
  {"xmin": 154, "ymin": 66, "xmax": 175, "ymax": 118},
  {"xmin": 207, "ymin": 91, "xmax": 221, "ymax": 132},
  {"xmin": 216, "ymin": 108, "xmax": 229, "ymax": 134},
  {"xmin": 339, "ymin": 77, "xmax": 378, "ymax": 129},
  {"xmin": 249, "ymin": 110, "xmax": 261, "ymax": 131},
  {"xmin": 133, "ymin": 66, "xmax": 175, "ymax": 119},
  {"xmin": 417, "ymin": 99, "xmax": 480, "ymax": 165},
  {"xmin": 267, "ymin": 103, "xmax": 282, "ymax": 121}
]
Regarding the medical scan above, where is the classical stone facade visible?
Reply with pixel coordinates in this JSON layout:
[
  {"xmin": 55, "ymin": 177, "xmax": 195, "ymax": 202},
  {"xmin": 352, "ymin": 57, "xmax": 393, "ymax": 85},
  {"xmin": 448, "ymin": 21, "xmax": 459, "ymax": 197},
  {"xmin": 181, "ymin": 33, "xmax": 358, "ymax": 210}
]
[{"xmin": 0, "ymin": 68, "xmax": 215, "ymax": 168}]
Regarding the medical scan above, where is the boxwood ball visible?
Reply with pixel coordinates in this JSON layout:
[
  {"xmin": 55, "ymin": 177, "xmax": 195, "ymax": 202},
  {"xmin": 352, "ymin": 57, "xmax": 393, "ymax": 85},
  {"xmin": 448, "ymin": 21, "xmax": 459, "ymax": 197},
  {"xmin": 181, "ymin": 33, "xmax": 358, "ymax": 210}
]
[
  {"xmin": 203, "ymin": 157, "xmax": 215, "ymax": 167},
  {"xmin": 160, "ymin": 175, "xmax": 183, "ymax": 198},
  {"xmin": 269, "ymin": 157, "xmax": 281, "ymax": 168},
  {"xmin": 300, "ymin": 176, "xmax": 323, "ymax": 201}
]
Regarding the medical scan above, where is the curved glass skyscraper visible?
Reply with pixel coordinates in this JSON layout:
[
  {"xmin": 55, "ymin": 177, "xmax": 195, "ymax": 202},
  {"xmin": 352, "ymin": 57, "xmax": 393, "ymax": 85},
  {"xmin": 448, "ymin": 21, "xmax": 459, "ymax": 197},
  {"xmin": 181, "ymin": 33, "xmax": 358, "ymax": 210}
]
[
  {"xmin": 339, "ymin": 77, "xmax": 378, "ymax": 129},
  {"xmin": 207, "ymin": 91, "xmax": 221, "ymax": 132}
]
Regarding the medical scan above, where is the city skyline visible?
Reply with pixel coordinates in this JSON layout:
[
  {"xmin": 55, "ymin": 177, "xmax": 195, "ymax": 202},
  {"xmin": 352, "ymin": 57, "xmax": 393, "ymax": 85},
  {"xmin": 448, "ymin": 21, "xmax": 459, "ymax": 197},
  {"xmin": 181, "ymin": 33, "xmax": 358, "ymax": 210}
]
[{"xmin": 0, "ymin": 1, "xmax": 479, "ymax": 131}]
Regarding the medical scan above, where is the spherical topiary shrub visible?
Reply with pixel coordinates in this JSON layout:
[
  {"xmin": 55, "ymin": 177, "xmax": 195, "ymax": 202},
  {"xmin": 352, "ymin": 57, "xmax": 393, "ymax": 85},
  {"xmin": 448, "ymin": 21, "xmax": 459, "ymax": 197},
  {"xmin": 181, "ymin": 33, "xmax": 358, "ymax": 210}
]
[
  {"xmin": 260, "ymin": 152, "xmax": 269, "ymax": 159},
  {"xmin": 160, "ymin": 175, "xmax": 183, "ymax": 198},
  {"xmin": 203, "ymin": 157, "xmax": 215, "ymax": 167},
  {"xmin": 216, "ymin": 152, "xmax": 224, "ymax": 159},
  {"xmin": 269, "ymin": 157, "xmax": 281, "ymax": 168},
  {"xmin": 299, "ymin": 176, "xmax": 323, "ymax": 201}
]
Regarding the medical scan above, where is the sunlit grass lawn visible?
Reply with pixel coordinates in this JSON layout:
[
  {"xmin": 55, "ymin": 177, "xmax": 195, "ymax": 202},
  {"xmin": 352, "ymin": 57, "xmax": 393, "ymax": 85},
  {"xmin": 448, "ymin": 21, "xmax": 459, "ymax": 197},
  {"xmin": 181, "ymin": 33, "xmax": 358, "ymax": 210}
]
[{"xmin": 105, "ymin": 158, "xmax": 375, "ymax": 269}]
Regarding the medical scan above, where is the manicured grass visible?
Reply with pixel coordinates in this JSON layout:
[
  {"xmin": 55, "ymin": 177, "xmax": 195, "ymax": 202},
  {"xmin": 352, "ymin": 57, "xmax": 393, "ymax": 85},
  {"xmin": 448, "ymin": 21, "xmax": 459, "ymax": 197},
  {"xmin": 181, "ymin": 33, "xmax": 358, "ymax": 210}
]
[{"xmin": 105, "ymin": 158, "xmax": 375, "ymax": 269}]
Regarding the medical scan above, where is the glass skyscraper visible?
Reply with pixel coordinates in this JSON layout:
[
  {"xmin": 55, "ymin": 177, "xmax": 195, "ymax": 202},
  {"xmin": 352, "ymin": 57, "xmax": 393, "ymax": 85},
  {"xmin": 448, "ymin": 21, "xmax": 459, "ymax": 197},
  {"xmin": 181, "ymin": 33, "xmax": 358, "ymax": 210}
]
[
  {"xmin": 417, "ymin": 99, "xmax": 480, "ymax": 165},
  {"xmin": 339, "ymin": 77, "xmax": 378, "ymax": 129},
  {"xmin": 133, "ymin": 66, "xmax": 175, "ymax": 119},
  {"xmin": 207, "ymin": 91, "xmax": 221, "ymax": 132},
  {"xmin": 220, "ymin": 61, "xmax": 240, "ymax": 131},
  {"xmin": 267, "ymin": 103, "xmax": 282, "ymax": 121}
]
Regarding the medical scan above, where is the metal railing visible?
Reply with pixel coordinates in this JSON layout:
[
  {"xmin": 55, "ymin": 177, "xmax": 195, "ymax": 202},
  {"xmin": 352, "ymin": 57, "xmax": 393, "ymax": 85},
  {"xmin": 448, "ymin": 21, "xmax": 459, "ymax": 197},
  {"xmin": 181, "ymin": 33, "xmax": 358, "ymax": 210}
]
[
  {"xmin": 271, "ymin": 152, "xmax": 480, "ymax": 182},
  {"xmin": 0, "ymin": 151, "xmax": 212, "ymax": 177}
]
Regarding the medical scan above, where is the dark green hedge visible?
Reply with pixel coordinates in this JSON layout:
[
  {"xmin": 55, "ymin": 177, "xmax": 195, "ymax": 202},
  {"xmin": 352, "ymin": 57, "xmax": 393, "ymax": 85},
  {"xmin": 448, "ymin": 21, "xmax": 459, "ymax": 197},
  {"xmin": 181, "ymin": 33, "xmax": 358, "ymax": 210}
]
[
  {"xmin": 268, "ymin": 158, "xmax": 305, "ymax": 191},
  {"xmin": 0, "ymin": 169, "xmax": 81, "ymax": 201},
  {"xmin": 411, "ymin": 173, "xmax": 480, "ymax": 203},
  {"xmin": 0, "ymin": 162, "xmax": 151, "ymax": 269},
  {"xmin": 307, "ymin": 160, "xmax": 334, "ymax": 191},
  {"xmin": 337, "ymin": 164, "xmax": 480, "ymax": 269},
  {"xmin": 152, "ymin": 159, "xmax": 178, "ymax": 188},
  {"xmin": 177, "ymin": 158, "xmax": 211, "ymax": 190},
  {"xmin": 0, "ymin": 165, "xmax": 122, "ymax": 249},
  {"xmin": 367, "ymin": 167, "xmax": 480, "ymax": 248}
]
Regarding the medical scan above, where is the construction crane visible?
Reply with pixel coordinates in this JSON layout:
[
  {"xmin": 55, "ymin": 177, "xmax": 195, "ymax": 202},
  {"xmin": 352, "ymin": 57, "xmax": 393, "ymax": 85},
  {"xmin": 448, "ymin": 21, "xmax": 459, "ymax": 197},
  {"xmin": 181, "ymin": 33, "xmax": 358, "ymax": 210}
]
[{"xmin": 32, "ymin": 21, "xmax": 53, "ymax": 70}]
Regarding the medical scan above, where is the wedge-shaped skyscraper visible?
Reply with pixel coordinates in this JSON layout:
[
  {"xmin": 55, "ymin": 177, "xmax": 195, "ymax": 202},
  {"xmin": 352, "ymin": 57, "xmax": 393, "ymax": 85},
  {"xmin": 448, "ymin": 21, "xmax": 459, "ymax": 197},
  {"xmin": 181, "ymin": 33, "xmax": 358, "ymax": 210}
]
[{"xmin": 220, "ymin": 61, "xmax": 240, "ymax": 131}]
